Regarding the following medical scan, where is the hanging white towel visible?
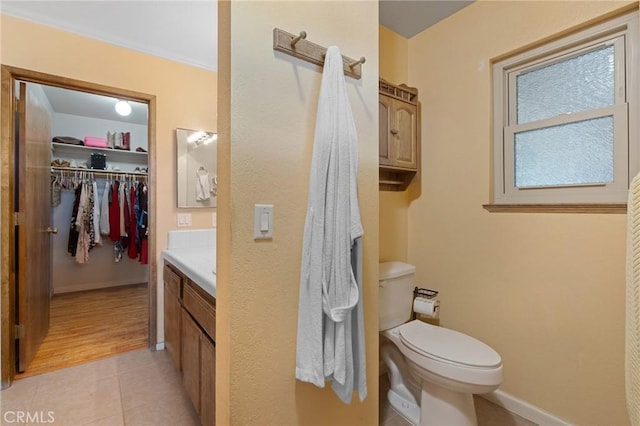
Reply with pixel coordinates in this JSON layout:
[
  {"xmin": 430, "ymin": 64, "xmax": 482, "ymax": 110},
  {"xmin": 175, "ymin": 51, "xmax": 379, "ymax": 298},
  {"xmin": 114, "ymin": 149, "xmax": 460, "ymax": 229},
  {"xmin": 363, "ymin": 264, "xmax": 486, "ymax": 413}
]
[
  {"xmin": 627, "ymin": 172, "xmax": 640, "ymax": 425},
  {"xmin": 196, "ymin": 168, "xmax": 211, "ymax": 201},
  {"xmin": 295, "ymin": 46, "xmax": 365, "ymax": 404}
]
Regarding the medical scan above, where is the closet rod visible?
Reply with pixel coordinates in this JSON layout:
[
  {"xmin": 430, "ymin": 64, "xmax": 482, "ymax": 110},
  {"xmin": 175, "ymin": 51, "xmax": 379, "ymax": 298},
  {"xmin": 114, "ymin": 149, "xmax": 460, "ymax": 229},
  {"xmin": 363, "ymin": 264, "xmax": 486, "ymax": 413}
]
[
  {"xmin": 273, "ymin": 28, "xmax": 365, "ymax": 80},
  {"xmin": 51, "ymin": 166, "xmax": 148, "ymax": 177}
]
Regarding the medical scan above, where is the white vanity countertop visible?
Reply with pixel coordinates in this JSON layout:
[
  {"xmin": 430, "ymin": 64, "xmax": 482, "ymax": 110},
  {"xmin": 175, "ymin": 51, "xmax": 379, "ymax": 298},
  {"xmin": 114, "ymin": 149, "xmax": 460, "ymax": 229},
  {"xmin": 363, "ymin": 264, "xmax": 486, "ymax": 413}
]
[{"xmin": 162, "ymin": 248, "xmax": 216, "ymax": 298}]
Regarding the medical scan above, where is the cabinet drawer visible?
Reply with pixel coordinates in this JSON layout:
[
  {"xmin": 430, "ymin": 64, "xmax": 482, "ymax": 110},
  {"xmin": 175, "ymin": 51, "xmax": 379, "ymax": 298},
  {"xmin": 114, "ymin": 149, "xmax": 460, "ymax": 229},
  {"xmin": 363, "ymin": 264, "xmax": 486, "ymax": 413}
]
[
  {"xmin": 164, "ymin": 264, "xmax": 182, "ymax": 299},
  {"xmin": 183, "ymin": 281, "xmax": 216, "ymax": 341}
]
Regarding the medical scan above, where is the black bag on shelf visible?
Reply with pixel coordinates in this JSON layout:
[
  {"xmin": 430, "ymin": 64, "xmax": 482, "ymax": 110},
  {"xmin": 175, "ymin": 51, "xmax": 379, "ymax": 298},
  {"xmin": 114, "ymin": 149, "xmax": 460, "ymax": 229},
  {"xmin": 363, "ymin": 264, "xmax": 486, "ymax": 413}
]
[{"xmin": 90, "ymin": 153, "xmax": 106, "ymax": 170}]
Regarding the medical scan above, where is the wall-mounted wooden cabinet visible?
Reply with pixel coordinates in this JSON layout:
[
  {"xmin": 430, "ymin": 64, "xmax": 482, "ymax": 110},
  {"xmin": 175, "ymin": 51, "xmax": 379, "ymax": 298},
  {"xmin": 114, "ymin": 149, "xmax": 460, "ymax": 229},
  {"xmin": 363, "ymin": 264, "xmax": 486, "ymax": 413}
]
[{"xmin": 379, "ymin": 79, "xmax": 419, "ymax": 191}]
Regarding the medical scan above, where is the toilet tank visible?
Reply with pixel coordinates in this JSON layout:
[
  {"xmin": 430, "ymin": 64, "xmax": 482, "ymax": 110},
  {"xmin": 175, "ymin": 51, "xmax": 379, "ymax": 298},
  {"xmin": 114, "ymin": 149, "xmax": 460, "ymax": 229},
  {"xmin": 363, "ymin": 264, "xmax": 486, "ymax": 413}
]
[{"xmin": 379, "ymin": 261, "xmax": 416, "ymax": 331}]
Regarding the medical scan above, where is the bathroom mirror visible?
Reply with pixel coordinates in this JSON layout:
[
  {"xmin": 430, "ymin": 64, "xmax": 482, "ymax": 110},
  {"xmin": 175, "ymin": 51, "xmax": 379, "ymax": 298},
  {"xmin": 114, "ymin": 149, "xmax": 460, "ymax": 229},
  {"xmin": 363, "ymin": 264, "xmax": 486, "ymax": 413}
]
[{"xmin": 176, "ymin": 128, "xmax": 217, "ymax": 208}]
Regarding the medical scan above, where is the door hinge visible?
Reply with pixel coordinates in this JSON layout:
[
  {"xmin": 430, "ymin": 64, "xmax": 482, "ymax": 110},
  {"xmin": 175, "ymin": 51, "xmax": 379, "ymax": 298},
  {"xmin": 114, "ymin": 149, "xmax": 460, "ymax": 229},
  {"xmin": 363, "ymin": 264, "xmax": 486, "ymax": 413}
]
[
  {"xmin": 14, "ymin": 212, "xmax": 22, "ymax": 226},
  {"xmin": 15, "ymin": 324, "xmax": 25, "ymax": 340}
]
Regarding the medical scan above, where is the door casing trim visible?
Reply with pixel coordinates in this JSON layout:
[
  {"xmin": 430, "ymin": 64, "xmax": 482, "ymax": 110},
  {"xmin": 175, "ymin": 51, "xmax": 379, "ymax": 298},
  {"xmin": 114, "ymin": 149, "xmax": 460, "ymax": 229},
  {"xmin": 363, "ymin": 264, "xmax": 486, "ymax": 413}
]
[{"xmin": 0, "ymin": 65, "xmax": 157, "ymax": 388}]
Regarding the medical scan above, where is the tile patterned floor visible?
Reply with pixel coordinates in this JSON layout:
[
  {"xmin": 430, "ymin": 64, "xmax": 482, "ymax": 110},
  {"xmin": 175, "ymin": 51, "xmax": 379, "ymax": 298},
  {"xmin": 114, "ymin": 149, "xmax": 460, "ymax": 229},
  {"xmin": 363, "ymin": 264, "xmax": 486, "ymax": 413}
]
[
  {"xmin": 379, "ymin": 374, "xmax": 538, "ymax": 426},
  {"xmin": 2, "ymin": 347, "xmax": 537, "ymax": 426},
  {"xmin": 0, "ymin": 349, "xmax": 199, "ymax": 426}
]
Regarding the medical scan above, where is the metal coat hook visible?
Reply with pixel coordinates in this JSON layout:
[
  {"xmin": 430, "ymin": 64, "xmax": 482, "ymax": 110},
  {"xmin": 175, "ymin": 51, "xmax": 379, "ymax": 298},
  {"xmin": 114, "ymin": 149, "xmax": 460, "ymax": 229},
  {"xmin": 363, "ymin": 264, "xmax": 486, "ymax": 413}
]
[
  {"xmin": 349, "ymin": 57, "xmax": 366, "ymax": 69},
  {"xmin": 290, "ymin": 31, "xmax": 307, "ymax": 47}
]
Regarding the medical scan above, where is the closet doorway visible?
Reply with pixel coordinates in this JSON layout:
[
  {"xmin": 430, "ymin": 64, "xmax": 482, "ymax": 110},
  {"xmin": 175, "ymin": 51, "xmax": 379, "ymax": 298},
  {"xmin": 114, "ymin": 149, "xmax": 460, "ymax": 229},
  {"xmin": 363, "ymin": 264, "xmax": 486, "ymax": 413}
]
[{"xmin": 0, "ymin": 66, "xmax": 157, "ymax": 387}]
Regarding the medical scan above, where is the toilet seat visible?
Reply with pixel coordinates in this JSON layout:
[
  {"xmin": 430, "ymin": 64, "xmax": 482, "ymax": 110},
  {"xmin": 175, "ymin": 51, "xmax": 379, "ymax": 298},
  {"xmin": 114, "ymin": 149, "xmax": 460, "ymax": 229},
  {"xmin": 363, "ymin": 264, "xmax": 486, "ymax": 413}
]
[{"xmin": 398, "ymin": 320, "xmax": 501, "ymax": 369}]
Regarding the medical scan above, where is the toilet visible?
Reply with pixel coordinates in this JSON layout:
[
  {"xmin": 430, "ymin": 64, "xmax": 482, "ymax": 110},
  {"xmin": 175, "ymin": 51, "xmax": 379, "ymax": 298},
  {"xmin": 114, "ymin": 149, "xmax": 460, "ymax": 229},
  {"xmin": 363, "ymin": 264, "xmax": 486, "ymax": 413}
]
[{"xmin": 379, "ymin": 262, "xmax": 503, "ymax": 426}]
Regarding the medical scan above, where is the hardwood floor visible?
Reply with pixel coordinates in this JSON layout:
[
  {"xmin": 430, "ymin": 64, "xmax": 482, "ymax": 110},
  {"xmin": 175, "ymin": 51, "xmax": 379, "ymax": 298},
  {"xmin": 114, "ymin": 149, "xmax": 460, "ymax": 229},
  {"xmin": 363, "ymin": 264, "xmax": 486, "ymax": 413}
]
[{"xmin": 16, "ymin": 283, "xmax": 148, "ymax": 379}]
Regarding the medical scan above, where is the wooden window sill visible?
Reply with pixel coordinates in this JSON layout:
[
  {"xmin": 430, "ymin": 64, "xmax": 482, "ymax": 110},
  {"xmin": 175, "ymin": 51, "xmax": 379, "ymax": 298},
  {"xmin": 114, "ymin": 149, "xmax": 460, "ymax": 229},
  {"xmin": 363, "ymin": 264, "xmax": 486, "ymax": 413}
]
[{"xmin": 482, "ymin": 203, "xmax": 627, "ymax": 214}]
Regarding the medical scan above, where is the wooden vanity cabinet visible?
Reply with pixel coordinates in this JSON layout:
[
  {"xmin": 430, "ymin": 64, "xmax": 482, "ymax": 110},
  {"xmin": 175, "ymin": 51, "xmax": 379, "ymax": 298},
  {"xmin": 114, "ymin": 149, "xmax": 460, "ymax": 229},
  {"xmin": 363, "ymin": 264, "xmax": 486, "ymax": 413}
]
[
  {"xmin": 163, "ymin": 264, "xmax": 182, "ymax": 370},
  {"xmin": 163, "ymin": 262, "xmax": 216, "ymax": 425},
  {"xmin": 181, "ymin": 308, "xmax": 202, "ymax": 414},
  {"xmin": 181, "ymin": 278, "xmax": 216, "ymax": 426},
  {"xmin": 379, "ymin": 79, "xmax": 420, "ymax": 191},
  {"xmin": 200, "ymin": 336, "xmax": 216, "ymax": 426}
]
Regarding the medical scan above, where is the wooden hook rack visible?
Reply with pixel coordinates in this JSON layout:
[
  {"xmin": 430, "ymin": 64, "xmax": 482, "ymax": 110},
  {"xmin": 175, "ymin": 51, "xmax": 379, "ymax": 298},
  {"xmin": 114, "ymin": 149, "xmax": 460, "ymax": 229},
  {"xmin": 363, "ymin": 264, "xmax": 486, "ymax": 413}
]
[{"xmin": 273, "ymin": 28, "xmax": 365, "ymax": 80}]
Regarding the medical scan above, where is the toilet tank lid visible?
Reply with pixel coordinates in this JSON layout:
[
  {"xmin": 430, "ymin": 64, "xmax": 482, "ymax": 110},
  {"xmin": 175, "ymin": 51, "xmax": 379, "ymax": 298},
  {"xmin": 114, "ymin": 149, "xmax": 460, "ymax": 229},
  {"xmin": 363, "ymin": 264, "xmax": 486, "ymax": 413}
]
[{"xmin": 379, "ymin": 261, "xmax": 416, "ymax": 280}]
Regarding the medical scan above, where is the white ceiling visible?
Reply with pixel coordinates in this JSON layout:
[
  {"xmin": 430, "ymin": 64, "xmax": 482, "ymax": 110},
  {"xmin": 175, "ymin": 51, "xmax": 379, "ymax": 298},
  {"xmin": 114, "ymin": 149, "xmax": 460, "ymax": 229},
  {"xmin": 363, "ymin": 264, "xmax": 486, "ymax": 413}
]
[{"xmin": 1, "ymin": 0, "xmax": 471, "ymax": 122}]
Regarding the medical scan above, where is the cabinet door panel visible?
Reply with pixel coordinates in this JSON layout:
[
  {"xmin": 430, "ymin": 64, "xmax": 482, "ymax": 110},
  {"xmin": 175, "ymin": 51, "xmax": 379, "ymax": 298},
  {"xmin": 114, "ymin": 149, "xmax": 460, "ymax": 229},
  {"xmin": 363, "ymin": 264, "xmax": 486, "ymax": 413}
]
[
  {"xmin": 164, "ymin": 285, "xmax": 182, "ymax": 370},
  {"xmin": 200, "ymin": 336, "xmax": 216, "ymax": 426},
  {"xmin": 182, "ymin": 308, "xmax": 201, "ymax": 414},
  {"xmin": 393, "ymin": 101, "xmax": 418, "ymax": 169},
  {"xmin": 379, "ymin": 96, "xmax": 393, "ymax": 166}
]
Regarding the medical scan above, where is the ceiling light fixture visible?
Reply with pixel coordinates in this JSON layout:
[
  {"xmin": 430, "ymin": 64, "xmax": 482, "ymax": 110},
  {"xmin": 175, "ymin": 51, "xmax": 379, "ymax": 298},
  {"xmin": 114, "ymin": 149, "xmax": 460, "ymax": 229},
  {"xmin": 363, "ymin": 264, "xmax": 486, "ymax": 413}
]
[{"xmin": 115, "ymin": 100, "xmax": 132, "ymax": 116}]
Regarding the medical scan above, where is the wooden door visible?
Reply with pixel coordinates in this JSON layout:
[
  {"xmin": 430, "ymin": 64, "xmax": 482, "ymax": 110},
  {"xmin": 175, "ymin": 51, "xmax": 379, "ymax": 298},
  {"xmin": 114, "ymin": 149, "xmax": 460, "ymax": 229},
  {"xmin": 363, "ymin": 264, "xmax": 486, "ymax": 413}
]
[{"xmin": 16, "ymin": 81, "xmax": 52, "ymax": 372}]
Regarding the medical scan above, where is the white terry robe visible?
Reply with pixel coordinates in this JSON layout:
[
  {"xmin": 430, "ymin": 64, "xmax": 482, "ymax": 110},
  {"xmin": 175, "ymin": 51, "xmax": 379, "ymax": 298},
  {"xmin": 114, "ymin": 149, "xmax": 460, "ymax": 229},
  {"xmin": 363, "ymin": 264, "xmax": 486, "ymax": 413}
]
[{"xmin": 295, "ymin": 46, "xmax": 366, "ymax": 403}]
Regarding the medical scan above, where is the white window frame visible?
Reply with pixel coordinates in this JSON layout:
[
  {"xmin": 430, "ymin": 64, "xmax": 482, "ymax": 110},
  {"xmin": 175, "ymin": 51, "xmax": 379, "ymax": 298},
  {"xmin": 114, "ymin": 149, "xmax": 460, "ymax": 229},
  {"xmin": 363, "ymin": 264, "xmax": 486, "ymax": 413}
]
[{"xmin": 492, "ymin": 11, "xmax": 639, "ymax": 206}]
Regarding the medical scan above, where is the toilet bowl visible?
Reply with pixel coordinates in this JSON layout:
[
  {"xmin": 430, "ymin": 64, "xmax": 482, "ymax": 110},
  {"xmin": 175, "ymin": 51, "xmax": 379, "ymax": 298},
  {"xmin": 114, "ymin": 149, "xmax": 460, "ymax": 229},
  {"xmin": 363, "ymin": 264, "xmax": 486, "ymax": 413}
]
[{"xmin": 379, "ymin": 262, "xmax": 503, "ymax": 426}]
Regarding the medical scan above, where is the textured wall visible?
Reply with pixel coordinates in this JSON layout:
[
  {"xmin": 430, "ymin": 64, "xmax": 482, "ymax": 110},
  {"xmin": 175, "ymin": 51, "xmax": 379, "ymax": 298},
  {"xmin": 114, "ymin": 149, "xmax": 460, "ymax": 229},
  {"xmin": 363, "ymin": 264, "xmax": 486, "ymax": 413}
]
[
  {"xmin": 407, "ymin": 2, "xmax": 634, "ymax": 424},
  {"xmin": 217, "ymin": 1, "xmax": 379, "ymax": 424},
  {"xmin": 379, "ymin": 26, "xmax": 411, "ymax": 264}
]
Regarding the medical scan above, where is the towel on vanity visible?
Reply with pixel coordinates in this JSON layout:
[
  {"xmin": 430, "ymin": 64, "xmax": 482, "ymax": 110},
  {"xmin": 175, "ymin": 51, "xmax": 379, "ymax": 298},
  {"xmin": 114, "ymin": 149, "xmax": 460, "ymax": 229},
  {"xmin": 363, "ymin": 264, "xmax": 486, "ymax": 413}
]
[{"xmin": 295, "ymin": 46, "xmax": 366, "ymax": 404}]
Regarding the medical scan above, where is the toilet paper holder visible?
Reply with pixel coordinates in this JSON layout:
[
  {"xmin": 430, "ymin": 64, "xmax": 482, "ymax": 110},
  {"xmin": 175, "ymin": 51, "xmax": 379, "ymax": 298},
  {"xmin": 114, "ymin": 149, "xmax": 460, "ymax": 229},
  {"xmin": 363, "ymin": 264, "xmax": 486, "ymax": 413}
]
[
  {"xmin": 412, "ymin": 287, "xmax": 439, "ymax": 320},
  {"xmin": 413, "ymin": 287, "xmax": 438, "ymax": 300}
]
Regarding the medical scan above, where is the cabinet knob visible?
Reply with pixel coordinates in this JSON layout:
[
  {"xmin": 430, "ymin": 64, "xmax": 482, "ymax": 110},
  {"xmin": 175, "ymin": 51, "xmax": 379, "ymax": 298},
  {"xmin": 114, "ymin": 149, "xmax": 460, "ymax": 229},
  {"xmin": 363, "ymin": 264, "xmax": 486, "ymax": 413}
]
[{"xmin": 390, "ymin": 129, "xmax": 399, "ymax": 135}]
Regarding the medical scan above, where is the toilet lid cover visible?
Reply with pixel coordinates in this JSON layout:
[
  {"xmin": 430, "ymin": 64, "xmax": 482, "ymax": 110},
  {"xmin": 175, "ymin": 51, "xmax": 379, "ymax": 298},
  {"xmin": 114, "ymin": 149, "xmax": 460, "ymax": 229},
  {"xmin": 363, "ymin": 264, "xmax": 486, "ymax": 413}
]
[{"xmin": 399, "ymin": 320, "xmax": 502, "ymax": 368}]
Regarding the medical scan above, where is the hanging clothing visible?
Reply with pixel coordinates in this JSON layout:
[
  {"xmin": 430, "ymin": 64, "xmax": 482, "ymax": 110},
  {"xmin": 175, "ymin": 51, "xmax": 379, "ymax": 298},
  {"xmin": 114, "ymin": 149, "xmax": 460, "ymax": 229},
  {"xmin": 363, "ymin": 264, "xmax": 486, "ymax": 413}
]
[
  {"xmin": 138, "ymin": 182, "xmax": 149, "ymax": 265},
  {"xmin": 295, "ymin": 46, "xmax": 365, "ymax": 403},
  {"xmin": 92, "ymin": 181, "xmax": 101, "ymax": 246},
  {"xmin": 51, "ymin": 175, "xmax": 61, "ymax": 207},
  {"xmin": 119, "ymin": 181, "xmax": 128, "ymax": 238},
  {"xmin": 75, "ymin": 181, "xmax": 92, "ymax": 264},
  {"xmin": 67, "ymin": 184, "xmax": 82, "ymax": 257},
  {"xmin": 128, "ymin": 184, "xmax": 138, "ymax": 259},
  {"xmin": 109, "ymin": 180, "xmax": 121, "ymax": 242},
  {"xmin": 100, "ymin": 181, "xmax": 111, "ymax": 236}
]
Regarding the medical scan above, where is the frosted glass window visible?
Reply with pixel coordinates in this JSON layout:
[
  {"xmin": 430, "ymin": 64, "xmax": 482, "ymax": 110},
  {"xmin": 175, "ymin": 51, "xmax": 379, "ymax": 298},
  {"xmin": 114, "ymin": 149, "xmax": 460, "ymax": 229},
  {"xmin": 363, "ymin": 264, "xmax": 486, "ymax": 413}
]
[
  {"xmin": 514, "ymin": 116, "xmax": 614, "ymax": 188},
  {"xmin": 516, "ymin": 45, "xmax": 615, "ymax": 124}
]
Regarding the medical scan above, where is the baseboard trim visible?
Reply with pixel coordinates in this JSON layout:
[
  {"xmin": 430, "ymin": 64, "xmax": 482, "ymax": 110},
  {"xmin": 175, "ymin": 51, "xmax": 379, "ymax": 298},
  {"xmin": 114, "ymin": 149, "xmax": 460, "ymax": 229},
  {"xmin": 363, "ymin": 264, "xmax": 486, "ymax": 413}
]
[
  {"xmin": 480, "ymin": 390, "xmax": 572, "ymax": 426},
  {"xmin": 54, "ymin": 280, "xmax": 145, "ymax": 294},
  {"xmin": 156, "ymin": 342, "xmax": 165, "ymax": 351}
]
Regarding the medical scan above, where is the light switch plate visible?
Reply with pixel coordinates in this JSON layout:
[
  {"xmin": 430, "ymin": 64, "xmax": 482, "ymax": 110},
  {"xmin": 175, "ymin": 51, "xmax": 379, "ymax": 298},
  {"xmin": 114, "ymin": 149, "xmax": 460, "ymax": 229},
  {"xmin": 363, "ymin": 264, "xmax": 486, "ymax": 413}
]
[
  {"xmin": 254, "ymin": 204, "xmax": 273, "ymax": 240},
  {"xmin": 177, "ymin": 213, "xmax": 192, "ymax": 227}
]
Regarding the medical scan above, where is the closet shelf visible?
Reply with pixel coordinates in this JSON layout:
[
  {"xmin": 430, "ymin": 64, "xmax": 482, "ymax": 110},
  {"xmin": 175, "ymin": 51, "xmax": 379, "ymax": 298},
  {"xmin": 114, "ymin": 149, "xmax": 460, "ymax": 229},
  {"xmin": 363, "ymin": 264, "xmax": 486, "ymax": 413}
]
[
  {"xmin": 51, "ymin": 166, "xmax": 148, "ymax": 177},
  {"xmin": 51, "ymin": 142, "xmax": 148, "ymax": 163}
]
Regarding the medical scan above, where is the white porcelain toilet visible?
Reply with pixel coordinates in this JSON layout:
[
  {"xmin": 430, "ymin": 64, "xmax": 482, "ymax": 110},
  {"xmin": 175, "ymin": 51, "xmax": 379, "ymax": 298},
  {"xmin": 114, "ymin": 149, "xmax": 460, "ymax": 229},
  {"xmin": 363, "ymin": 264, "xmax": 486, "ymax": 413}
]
[{"xmin": 379, "ymin": 262, "xmax": 503, "ymax": 426}]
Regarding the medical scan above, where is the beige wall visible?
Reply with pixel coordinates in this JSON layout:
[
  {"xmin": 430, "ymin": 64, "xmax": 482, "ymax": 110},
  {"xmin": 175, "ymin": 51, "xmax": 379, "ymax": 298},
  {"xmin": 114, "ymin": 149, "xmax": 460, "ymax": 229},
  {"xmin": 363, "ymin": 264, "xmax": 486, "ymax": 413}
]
[
  {"xmin": 0, "ymin": 15, "xmax": 217, "ymax": 344},
  {"xmin": 407, "ymin": 2, "xmax": 634, "ymax": 424},
  {"xmin": 379, "ymin": 26, "xmax": 410, "ymax": 263},
  {"xmin": 217, "ymin": 1, "xmax": 379, "ymax": 425}
]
